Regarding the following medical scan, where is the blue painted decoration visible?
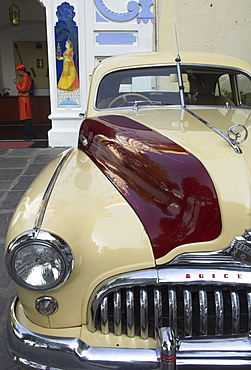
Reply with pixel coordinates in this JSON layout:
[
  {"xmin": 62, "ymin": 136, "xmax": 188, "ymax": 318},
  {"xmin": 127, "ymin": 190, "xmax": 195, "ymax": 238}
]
[
  {"xmin": 55, "ymin": 2, "xmax": 80, "ymax": 107},
  {"xmin": 94, "ymin": 0, "xmax": 154, "ymax": 23},
  {"xmin": 138, "ymin": 0, "xmax": 154, "ymax": 24},
  {"xmin": 96, "ymin": 32, "xmax": 136, "ymax": 45},
  {"xmin": 59, "ymin": 97, "xmax": 78, "ymax": 106},
  {"xmin": 96, "ymin": 10, "xmax": 109, "ymax": 22}
]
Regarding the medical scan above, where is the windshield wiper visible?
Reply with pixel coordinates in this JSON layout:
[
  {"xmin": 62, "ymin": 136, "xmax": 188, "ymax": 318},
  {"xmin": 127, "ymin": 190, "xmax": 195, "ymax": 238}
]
[
  {"xmin": 175, "ymin": 61, "xmax": 247, "ymax": 154},
  {"xmin": 184, "ymin": 107, "xmax": 248, "ymax": 154}
]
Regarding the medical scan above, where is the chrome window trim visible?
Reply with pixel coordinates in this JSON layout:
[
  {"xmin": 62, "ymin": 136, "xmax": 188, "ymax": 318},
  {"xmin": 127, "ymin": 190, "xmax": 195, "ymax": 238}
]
[{"xmin": 94, "ymin": 103, "xmax": 181, "ymax": 112}]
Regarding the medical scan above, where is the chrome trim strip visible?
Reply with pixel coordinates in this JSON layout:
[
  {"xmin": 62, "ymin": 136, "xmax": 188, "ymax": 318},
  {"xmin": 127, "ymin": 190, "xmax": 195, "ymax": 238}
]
[
  {"xmin": 171, "ymin": 228, "xmax": 251, "ymax": 267},
  {"xmin": 215, "ymin": 290, "xmax": 224, "ymax": 335},
  {"xmin": 247, "ymin": 291, "xmax": 251, "ymax": 331},
  {"xmin": 183, "ymin": 290, "xmax": 192, "ymax": 337},
  {"xmin": 231, "ymin": 290, "xmax": 240, "ymax": 334},
  {"xmin": 140, "ymin": 288, "xmax": 148, "ymax": 339},
  {"xmin": 8, "ymin": 298, "xmax": 251, "ymax": 369},
  {"xmin": 126, "ymin": 288, "xmax": 135, "ymax": 338},
  {"xmin": 169, "ymin": 249, "xmax": 238, "ymax": 265},
  {"xmin": 168, "ymin": 288, "xmax": 177, "ymax": 335},
  {"xmin": 199, "ymin": 290, "xmax": 208, "ymax": 336},
  {"xmin": 114, "ymin": 290, "xmax": 122, "ymax": 336},
  {"xmin": 34, "ymin": 148, "xmax": 74, "ymax": 230},
  {"xmin": 154, "ymin": 288, "xmax": 162, "ymax": 340},
  {"xmin": 101, "ymin": 296, "xmax": 109, "ymax": 334}
]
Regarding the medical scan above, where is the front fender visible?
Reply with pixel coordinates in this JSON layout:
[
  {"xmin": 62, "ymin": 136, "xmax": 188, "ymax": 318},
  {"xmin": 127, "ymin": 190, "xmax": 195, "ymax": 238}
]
[{"xmin": 7, "ymin": 148, "xmax": 155, "ymax": 328}]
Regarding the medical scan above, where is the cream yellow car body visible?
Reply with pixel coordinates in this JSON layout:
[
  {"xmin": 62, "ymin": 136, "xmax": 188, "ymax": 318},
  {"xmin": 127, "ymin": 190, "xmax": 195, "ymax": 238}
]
[{"xmin": 5, "ymin": 51, "xmax": 251, "ymax": 368}]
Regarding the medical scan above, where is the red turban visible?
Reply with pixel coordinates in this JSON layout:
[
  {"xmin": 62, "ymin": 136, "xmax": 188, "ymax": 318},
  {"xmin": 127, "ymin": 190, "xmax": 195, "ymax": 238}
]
[{"xmin": 16, "ymin": 64, "xmax": 25, "ymax": 71}]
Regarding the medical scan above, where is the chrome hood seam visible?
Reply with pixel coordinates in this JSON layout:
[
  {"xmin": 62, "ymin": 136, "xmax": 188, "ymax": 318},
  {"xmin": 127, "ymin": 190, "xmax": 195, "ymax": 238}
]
[{"xmin": 34, "ymin": 148, "xmax": 74, "ymax": 231}]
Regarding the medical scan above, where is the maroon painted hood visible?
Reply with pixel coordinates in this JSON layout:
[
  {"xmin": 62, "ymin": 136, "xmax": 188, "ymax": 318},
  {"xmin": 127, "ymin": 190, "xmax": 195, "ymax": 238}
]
[{"xmin": 78, "ymin": 115, "xmax": 221, "ymax": 259}]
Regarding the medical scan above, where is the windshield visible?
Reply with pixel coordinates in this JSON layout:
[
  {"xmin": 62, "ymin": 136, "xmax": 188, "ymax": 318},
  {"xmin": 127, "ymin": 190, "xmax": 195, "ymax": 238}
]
[
  {"xmin": 96, "ymin": 66, "xmax": 180, "ymax": 109},
  {"xmin": 96, "ymin": 65, "xmax": 251, "ymax": 109}
]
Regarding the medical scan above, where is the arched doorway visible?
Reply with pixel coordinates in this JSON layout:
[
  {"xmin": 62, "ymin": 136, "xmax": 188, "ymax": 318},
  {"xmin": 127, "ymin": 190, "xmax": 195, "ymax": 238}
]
[{"xmin": 0, "ymin": 0, "xmax": 50, "ymax": 147}]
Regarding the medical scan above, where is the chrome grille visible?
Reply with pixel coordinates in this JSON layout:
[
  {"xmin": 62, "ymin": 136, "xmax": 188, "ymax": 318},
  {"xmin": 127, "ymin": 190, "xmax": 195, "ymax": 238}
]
[{"xmin": 88, "ymin": 266, "xmax": 251, "ymax": 340}]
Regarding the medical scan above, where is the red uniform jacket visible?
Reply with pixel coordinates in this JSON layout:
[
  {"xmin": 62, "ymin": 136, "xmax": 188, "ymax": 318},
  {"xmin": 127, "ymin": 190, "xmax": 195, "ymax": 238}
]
[{"xmin": 16, "ymin": 73, "xmax": 32, "ymax": 120}]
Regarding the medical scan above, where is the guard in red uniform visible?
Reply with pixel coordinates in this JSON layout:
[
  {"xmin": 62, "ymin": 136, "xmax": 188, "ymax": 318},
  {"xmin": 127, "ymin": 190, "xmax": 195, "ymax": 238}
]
[{"xmin": 13, "ymin": 64, "xmax": 35, "ymax": 140}]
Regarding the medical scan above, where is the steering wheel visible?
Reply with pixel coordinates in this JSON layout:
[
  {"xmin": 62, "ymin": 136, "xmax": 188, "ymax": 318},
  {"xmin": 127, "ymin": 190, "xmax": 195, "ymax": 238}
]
[{"xmin": 108, "ymin": 93, "xmax": 152, "ymax": 108}]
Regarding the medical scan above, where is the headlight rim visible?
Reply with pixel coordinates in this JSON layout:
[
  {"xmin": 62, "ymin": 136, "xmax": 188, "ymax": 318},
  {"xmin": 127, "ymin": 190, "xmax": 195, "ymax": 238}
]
[{"xmin": 6, "ymin": 230, "xmax": 74, "ymax": 291}]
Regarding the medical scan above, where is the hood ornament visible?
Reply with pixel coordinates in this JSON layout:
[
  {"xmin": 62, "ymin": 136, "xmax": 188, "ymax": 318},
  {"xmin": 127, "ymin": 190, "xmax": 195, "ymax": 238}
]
[
  {"xmin": 230, "ymin": 229, "xmax": 251, "ymax": 265},
  {"xmin": 227, "ymin": 124, "xmax": 248, "ymax": 145}
]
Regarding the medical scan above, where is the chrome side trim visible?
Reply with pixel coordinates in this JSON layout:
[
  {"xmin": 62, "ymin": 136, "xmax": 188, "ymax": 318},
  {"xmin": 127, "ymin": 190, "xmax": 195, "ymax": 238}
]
[
  {"xmin": 34, "ymin": 148, "xmax": 74, "ymax": 230},
  {"xmin": 8, "ymin": 298, "xmax": 251, "ymax": 369}
]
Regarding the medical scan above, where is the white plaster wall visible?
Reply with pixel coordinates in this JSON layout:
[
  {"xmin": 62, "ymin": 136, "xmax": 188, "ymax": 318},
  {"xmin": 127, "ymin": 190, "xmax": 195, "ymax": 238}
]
[{"xmin": 158, "ymin": 0, "xmax": 251, "ymax": 64}]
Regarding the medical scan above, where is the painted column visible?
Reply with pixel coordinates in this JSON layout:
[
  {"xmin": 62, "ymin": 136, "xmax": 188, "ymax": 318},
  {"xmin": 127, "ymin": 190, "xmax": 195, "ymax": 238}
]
[
  {"xmin": 38, "ymin": 0, "xmax": 87, "ymax": 147},
  {"xmin": 38, "ymin": 0, "xmax": 154, "ymax": 147}
]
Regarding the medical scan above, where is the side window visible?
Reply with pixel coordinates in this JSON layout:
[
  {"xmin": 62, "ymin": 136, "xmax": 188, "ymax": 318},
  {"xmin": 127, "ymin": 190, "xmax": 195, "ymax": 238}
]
[
  {"xmin": 237, "ymin": 74, "xmax": 251, "ymax": 106},
  {"xmin": 215, "ymin": 74, "xmax": 233, "ymax": 101}
]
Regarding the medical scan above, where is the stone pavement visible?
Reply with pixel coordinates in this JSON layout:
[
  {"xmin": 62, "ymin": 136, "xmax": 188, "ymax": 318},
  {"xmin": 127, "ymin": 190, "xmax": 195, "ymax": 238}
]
[{"xmin": 0, "ymin": 147, "xmax": 65, "ymax": 370}]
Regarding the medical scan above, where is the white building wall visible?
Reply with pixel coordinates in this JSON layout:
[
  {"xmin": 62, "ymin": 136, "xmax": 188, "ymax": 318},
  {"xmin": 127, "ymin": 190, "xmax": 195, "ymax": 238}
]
[
  {"xmin": 157, "ymin": 0, "xmax": 251, "ymax": 64},
  {"xmin": 39, "ymin": 0, "xmax": 154, "ymax": 147}
]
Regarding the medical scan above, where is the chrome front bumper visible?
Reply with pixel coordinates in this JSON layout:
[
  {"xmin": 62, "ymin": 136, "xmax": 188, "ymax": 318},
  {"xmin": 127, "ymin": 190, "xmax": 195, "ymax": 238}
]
[{"xmin": 7, "ymin": 298, "xmax": 251, "ymax": 369}]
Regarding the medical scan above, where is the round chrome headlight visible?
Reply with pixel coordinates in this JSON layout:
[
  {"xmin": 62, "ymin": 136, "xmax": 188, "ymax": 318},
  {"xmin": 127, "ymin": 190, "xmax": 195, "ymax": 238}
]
[{"xmin": 6, "ymin": 231, "xmax": 74, "ymax": 291}]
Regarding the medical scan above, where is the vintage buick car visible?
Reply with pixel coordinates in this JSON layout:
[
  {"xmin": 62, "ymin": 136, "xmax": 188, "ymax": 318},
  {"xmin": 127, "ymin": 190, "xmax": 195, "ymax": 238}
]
[{"xmin": 5, "ymin": 51, "xmax": 251, "ymax": 369}]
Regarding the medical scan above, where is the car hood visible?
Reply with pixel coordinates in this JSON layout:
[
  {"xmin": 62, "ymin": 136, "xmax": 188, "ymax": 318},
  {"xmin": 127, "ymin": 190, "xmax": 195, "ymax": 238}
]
[{"xmin": 79, "ymin": 106, "xmax": 251, "ymax": 261}]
